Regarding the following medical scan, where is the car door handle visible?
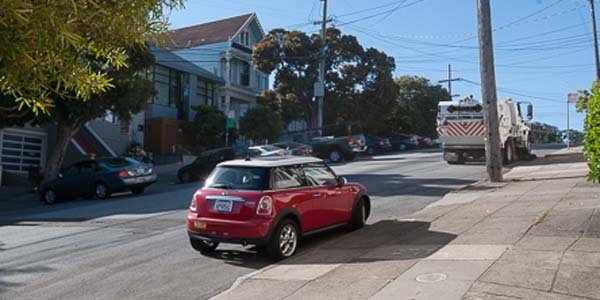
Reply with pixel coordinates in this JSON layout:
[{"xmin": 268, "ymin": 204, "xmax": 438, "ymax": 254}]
[{"xmin": 313, "ymin": 193, "xmax": 321, "ymax": 198}]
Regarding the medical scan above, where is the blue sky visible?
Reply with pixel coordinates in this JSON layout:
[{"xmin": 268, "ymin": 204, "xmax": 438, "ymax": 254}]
[{"xmin": 168, "ymin": 0, "xmax": 596, "ymax": 131}]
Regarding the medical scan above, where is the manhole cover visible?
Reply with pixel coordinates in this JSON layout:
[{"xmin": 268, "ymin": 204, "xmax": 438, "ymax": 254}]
[{"xmin": 415, "ymin": 273, "xmax": 447, "ymax": 283}]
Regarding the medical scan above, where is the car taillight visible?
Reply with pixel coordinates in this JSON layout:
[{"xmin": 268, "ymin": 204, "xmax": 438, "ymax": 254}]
[
  {"xmin": 190, "ymin": 196, "xmax": 197, "ymax": 211},
  {"xmin": 256, "ymin": 196, "xmax": 273, "ymax": 216},
  {"xmin": 118, "ymin": 169, "xmax": 129, "ymax": 177},
  {"xmin": 346, "ymin": 137, "xmax": 353, "ymax": 145}
]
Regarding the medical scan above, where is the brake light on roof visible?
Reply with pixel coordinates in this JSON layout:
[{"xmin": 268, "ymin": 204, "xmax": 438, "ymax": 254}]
[{"xmin": 256, "ymin": 196, "xmax": 273, "ymax": 216}]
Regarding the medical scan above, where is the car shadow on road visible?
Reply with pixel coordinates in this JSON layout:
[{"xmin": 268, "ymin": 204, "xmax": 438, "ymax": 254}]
[
  {"xmin": 206, "ymin": 220, "xmax": 455, "ymax": 269},
  {"xmin": 344, "ymin": 174, "xmax": 477, "ymax": 197}
]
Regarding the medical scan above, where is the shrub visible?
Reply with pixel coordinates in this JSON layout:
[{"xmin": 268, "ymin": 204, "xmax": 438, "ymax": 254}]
[{"xmin": 584, "ymin": 82, "xmax": 600, "ymax": 182}]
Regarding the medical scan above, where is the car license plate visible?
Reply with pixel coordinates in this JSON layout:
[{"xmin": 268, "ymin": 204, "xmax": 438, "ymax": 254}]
[
  {"xmin": 193, "ymin": 222, "xmax": 206, "ymax": 229},
  {"xmin": 214, "ymin": 200, "xmax": 233, "ymax": 212}
]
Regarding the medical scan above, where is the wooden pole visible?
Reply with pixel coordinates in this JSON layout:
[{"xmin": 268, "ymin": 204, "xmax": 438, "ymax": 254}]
[{"xmin": 476, "ymin": 0, "xmax": 503, "ymax": 182}]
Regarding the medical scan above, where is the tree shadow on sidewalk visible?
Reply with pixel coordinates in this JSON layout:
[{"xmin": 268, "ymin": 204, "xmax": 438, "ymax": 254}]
[{"xmin": 207, "ymin": 220, "xmax": 456, "ymax": 268}]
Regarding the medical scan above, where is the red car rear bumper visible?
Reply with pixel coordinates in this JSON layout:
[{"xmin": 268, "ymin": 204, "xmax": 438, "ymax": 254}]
[{"xmin": 186, "ymin": 213, "xmax": 272, "ymax": 245}]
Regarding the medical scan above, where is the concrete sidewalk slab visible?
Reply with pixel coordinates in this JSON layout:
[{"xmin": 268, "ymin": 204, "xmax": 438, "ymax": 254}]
[
  {"xmin": 425, "ymin": 244, "xmax": 509, "ymax": 260},
  {"xmin": 253, "ymin": 264, "xmax": 340, "ymax": 281}
]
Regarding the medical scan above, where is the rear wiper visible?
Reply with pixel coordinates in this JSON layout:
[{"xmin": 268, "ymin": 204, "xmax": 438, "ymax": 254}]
[{"xmin": 209, "ymin": 183, "xmax": 234, "ymax": 189}]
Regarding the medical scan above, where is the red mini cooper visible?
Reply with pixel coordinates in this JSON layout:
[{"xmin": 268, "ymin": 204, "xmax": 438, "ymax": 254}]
[{"xmin": 186, "ymin": 156, "xmax": 370, "ymax": 259}]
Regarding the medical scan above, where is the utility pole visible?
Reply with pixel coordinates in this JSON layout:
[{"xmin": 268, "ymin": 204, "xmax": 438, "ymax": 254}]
[
  {"xmin": 438, "ymin": 64, "xmax": 462, "ymax": 101},
  {"xmin": 476, "ymin": 0, "xmax": 503, "ymax": 182},
  {"xmin": 314, "ymin": 0, "xmax": 332, "ymax": 135},
  {"xmin": 590, "ymin": 0, "xmax": 600, "ymax": 80}
]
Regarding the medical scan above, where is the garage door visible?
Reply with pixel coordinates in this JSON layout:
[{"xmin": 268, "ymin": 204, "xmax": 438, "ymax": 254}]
[{"xmin": 0, "ymin": 130, "xmax": 46, "ymax": 174}]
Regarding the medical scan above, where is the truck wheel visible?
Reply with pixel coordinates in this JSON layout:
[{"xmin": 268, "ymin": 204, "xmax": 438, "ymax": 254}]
[
  {"xmin": 504, "ymin": 139, "xmax": 516, "ymax": 164},
  {"xmin": 329, "ymin": 149, "xmax": 342, "ymax": 163}
]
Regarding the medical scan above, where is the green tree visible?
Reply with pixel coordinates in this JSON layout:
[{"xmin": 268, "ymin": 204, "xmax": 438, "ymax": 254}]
[
  {"xmin": 530, "ymin": 122, "xmax": 561, "ymax": 144},
  {"xmin": 239, "ymin": 106, "xmax": 284, "ymax": 143},
  {"xmin": 36, "ymin": 46, "xmax": 155, "ymax": 183},
  {"xmin": 252, "ymin": 28, "xmax": 398, "ymax": 134},
  {"xmin": 185, "ymin": 105, "xmax": 226, "ymax": 150},
  {"xmin": 0, "ymin": 0, "xmax": 183, "ymax": 119},
  {"xmin": 392, "ymin": 76, "xmax": 449, "ymax": 138},
  {"xmin": 584, "ymin": 82, "xmax": 600, "ymax": 182}
]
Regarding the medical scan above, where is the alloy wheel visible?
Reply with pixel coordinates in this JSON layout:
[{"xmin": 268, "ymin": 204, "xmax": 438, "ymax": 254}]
[
  {"xmin": 96, "ymin": 183, "xmax": 108, "ymax": 199},
  {"xmin": 279, "ymin": 224, "xmax": 298, "ymax": 257},
  {"xmin": 44, "ymin": 190, "xmax": 56, "ymax": 204},
  {"xmin": 329, "ymin": 150, "xmax": 341, "ymax": 163}
]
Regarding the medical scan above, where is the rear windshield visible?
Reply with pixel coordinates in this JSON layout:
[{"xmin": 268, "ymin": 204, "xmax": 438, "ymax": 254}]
[{"xmin": 204, "ymin": 167, "xmax": 270, "ymax": 191}]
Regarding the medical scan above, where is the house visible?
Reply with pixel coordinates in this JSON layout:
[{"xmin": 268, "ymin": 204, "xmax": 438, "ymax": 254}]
[
  {"xmin": 141, "ymin": 47, "xmax": 225, "ymax": 156},
  {"xmin": 165, "ymin": 13, "xmax": 270, "ymax": 126}
]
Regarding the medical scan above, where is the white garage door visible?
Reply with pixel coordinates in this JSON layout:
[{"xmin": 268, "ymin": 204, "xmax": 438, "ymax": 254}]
[{"xmin": 0, "ymin": 129, "xmax": 47, "ymax": 174}]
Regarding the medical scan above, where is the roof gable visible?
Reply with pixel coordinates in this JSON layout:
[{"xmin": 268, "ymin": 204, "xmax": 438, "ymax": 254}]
[{"xmin": 166, "ymin": 13, "xmax": 257, "ymax": 50}]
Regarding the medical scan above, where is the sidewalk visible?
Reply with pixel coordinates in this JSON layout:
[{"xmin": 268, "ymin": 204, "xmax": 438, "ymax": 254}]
[{"xmin": 213, "ymin": 148, "xmax": 599, "ymax": 300}]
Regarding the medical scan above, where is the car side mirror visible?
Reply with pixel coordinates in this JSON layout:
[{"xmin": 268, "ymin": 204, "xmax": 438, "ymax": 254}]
[
  {"xmin": 337, "ymin": 176, "xmax": 348, "ymax": 187},
  {"xmin": 526, "ymin": 104, "xmax": 533, "ymax": 120}
]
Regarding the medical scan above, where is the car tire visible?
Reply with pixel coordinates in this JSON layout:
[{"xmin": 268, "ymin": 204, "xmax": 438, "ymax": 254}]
[
  {"xmin": 267, "ymin": 219, "xmax": 300, "ymax": 260},
  {"xmin": 504, "ymin": 139, "xmax": 516, "ymax": 164},
  {"xmin": 95, "ymin": 182, "xmax": 110, "ymax": 200},
  {"xmin": 329, "ymin": 149, "xmax": 342, "ymax": 163},
  {"xmin": 179, "ymin": 172, "xmax": 192, "ymax": 183},
  {"xmin": 189, "ymin": 238, "xmax": 219, "ymax": 254},
  {"xmin": 42, "ymin": 189, "xmax": 57, "ymax": 205},
  {"xmin": 349, "ymin": 198, "xmax": 367, "ymax": 230},
  {"xmin": 131, "ymin": 187, "xmax": 145, "ymax": 195}
]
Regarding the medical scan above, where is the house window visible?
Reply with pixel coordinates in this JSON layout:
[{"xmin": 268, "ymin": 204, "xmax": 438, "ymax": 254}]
[
  {"xmin": 240, "ymin": 62, "xmax": 250, "ymax": 87},
  {"xmin": 255, "ymin": 72, "xmax": 261, "ymax": 90},
  {"xmin": 153, "ymin": 65, "xmax": 171, "ymax": 106},
  {"xmin": 240, "ymin": 31, "xmax": 250, "ymax": 46},
  {"xmin": 196, "ymin": 78, "xmax": 216, "ymax": 106}
]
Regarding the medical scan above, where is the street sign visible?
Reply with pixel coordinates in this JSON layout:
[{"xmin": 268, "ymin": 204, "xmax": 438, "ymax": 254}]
[
  {"xmin": 568, "ymin": 93, "xmax": 578, "ymax": 103},
  {"xmin": 227, "ymin": 118, "xmax": 236, "ymax": 129},
  {"xmin": 228, "ymin": 110, "xmax": 235, "ymax": 119}
]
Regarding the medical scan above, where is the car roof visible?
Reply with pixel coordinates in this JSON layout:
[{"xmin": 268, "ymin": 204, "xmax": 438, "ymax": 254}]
[{"xmin": 218, "ymin": 156, "xmax": 323, "ymax": 168}]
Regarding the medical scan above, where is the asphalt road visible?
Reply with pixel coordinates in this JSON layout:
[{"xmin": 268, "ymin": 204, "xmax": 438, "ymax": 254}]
[{"xmin": 0, "ymin": 147, "xmax": 555, "ymax": 300}]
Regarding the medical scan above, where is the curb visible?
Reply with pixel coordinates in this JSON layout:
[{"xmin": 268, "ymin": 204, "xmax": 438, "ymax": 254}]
[{"xmin": 209, "ymin": 265, "xmax": 278, "ymax": 299}]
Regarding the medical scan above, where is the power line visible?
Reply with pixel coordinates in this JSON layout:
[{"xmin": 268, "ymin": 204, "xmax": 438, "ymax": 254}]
[{"xmin": 335, "ymin": 0, "xmax": 425, "ymax": 27}]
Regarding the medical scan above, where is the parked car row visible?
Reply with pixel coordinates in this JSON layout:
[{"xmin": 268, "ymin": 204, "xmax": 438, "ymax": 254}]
[{"xmin": 363, "ymin": 133, "xmax": 437, "ymax": 155}]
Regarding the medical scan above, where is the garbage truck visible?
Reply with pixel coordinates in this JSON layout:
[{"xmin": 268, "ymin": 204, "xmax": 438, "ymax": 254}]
[{"xmin": 437, "ymin": 96, "xmax": 533, "ymax": 164}]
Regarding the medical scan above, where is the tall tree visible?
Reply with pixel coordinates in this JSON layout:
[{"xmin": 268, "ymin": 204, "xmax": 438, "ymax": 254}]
[
  {"xmin": 184, "ymin": 105, "xmax": 227, "ymax": 150},
  {"xmin": 239, "ymin": 106, "xmax": 284, "ymax": 144},
  {"xmin": 392, "ymin": 76, "xmax": 449, "ymax": 138},
  {"xmin": 253, "ymin": 27, "xmax": 398, "ymax": 134},
  {"xmin": 530, "ymin": 122, "xmax": 561, "ymax": 144},
  {"xmin": 0, "ymin": 0, "xmax": 182, "ymax": 119},
  {"xmin": 40, "ymin": 46, "xmax": 155, "ymax": 183}
]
